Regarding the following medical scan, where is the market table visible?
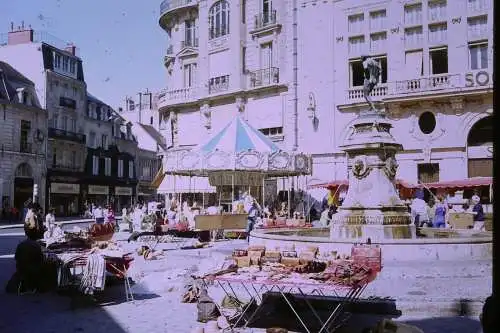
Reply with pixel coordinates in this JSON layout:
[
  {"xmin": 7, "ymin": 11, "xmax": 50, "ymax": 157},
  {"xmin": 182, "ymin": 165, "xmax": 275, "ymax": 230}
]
[
  {"xmin": 43, "ymin": 247, "xmax": 135, "ymax": 302},
  {"xmin": 201, "ymin": 270, "xmax": 377, "ymax": 333}
]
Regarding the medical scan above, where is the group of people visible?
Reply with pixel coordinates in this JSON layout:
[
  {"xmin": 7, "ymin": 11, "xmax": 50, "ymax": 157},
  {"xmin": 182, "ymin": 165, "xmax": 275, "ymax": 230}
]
[
  {"xmin": 409, "ymin": 190, "xmax": 486, "ymax": 230},
  {"xmin": 84, "ymin": 203, "xmax": 116, "ymax": 225}
]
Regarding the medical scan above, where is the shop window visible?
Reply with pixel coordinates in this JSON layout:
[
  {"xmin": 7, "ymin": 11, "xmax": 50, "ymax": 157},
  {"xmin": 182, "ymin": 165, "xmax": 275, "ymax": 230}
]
[
  {"xmin": 418, "ymin": 112, "xmax": 436, "ymax": 134},
  {"xmin": 429, "ymin": 48, "xmax": 448, "ymax": 74},
  {"xmin": 417, "ymin": 163, "xmax": 439, "ymax": 183},
  {"xmin": 118, "ymin": 160, "xmax": 124, "ymax": 178}
]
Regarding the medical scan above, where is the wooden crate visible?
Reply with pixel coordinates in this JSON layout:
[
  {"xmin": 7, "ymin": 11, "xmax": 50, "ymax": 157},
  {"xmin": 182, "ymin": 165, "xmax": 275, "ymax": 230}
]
[{"xmin": 448, "ymin": 213, "xmax": 474, "ymax": 229}]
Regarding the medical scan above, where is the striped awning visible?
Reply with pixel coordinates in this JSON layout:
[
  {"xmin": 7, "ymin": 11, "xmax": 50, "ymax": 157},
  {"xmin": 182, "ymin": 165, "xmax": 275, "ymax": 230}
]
[{"xmin": 198, "ymin": 115, "xmax": 279, "ymax": 154}]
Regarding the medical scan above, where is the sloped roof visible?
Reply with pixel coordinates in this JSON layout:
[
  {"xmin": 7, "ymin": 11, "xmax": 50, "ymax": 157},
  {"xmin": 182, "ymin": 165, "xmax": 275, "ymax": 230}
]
[{"xmin": 0, "ymin": 61, "xmax": 35, "ymax": 102}]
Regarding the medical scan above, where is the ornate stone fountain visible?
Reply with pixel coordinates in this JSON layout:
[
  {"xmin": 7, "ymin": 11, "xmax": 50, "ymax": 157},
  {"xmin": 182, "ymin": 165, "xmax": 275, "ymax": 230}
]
[{"xmin": 330, "ymin": 56, "xmax": 414, "ymax": 241}]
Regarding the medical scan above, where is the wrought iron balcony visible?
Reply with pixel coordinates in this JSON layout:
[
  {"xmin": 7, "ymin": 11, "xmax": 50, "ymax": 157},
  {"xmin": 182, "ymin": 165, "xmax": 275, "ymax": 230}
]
[
  {"xmin": 19, "ymin": 142, "xmax": 33, "ymax": 154},
  {"xmin": 48, "ymin": 127, "xmax": 86, "ymax": 144},
  {"xmin": 254, "ymin": 10, "xmax": 277, "ymax": 30},
  {"xmin": 49, "ymin": 163, "xmax": 81, "ymax": 172},
  {"xmin": 248, "ymin": 67, "xmax": 280, "ymax": 88},
  {"xmin": 160, "ymin": 0, "xmax": 197, "ymax": 17},
  {"xmin": 181, "ymin": 38, "xmax": 199, "ymax": 48},
  {"xmin": 208, "ymin": 75, "xmax": 230, "ymax": 94}
]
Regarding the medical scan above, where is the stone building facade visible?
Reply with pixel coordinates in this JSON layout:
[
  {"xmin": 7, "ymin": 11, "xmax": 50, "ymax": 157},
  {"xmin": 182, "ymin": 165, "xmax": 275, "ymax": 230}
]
[
  {"xmin": 0, "ymin": 61, "xmax": 47, "ymax": 217},
  {"xmin": 157, "ymin": 0, "xmax": 493, "ymax": 196}
]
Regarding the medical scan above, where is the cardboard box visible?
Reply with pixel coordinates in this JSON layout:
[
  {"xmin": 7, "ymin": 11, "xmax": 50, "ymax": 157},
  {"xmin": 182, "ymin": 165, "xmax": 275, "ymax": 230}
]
[
  {"xmin": 281, "ymin": 257, "xmax": 301, "ymax": 267},
  {"xmin": 248, "ymin": 250, "xmax": 264, "ymax": 257},
  {"xmin": 235, "ymin": 256, "xmax": 251, "ymax": 267}
]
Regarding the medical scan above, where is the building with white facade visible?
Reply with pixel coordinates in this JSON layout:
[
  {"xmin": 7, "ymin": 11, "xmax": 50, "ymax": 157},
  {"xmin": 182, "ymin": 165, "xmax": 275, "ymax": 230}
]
[
  {"xmin": 0, "ymin": 61, "xmax": 47, "ymax": 218},
  {"xmin": 0, "ymin": 27, "xmax": 88, "ymax": 215},
  {"xmin": 158, "ymin": 0, "xmax": 492, "ymax": 197},
  {"xmin": 119, "ymin": 90, "xmax": 160, "ymax": 130}
]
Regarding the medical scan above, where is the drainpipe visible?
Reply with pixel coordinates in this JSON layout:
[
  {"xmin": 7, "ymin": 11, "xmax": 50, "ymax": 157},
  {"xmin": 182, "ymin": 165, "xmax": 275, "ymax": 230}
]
[
  {"xmin": 44, "ymin": 73, "xmax": 49, "ymax": 212},
  {"xmin": 292, "ymin": 0, "xmax": 298, "ymax": 151}
]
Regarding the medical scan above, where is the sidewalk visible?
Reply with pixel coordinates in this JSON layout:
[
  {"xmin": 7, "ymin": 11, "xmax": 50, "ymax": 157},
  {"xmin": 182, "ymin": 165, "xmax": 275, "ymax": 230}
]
[{"xmin": 0, "ymin": 217, "xmax": 124, "ymax": 229}]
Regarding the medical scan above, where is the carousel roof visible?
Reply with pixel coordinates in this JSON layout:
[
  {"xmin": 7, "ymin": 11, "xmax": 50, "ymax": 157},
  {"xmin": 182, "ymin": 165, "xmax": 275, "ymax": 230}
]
[
  {"xmin": 162, "ymin": 114, "xmax": 312, "ymax": 178},
  {"xmin": 198, "ymin": 115, "xmax": 279, "ymax": 154}
]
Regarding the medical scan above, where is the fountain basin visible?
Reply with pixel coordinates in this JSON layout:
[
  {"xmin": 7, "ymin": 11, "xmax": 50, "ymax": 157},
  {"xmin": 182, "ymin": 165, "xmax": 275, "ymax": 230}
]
[{"xmin": 249, "ymin": 227, "xmax": 492, "ymax": 262}]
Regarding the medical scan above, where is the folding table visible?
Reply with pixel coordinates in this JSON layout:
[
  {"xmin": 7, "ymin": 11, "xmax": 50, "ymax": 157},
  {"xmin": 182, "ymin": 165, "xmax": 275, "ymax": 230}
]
[{"xmin": 201, "ymin": 272, "xmax": 377, "ymax": 333}]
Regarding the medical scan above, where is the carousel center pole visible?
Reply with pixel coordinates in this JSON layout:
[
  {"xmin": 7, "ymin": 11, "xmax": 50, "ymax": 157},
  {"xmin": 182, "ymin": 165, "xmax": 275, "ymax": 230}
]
[
  {"xmin": 287, "ymin": 177, "xmax": 291, "ymax": 218},
  {"xmin": 231, "ymin": 173, "xmax": 235, "ymax": 212},
  {"xmin": 262, "ymin": 175, "xmax": 265, "ymax": 210}
]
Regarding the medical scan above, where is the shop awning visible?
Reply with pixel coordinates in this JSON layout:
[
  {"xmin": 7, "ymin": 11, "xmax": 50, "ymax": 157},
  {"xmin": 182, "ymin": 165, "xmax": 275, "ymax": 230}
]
[
  {"xmin": 308, "ymin": 179, "xmax": 419, "ymax": 190},
  {"xmin": 422, "ymin": 177, "xmax": 492, "ymax": 189}
]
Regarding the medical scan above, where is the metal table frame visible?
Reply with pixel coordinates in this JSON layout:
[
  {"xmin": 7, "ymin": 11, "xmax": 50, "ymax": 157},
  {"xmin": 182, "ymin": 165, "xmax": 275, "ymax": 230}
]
[{"xmin": 201, "ymin": 275, "xmax": 373, "ymax": 333}]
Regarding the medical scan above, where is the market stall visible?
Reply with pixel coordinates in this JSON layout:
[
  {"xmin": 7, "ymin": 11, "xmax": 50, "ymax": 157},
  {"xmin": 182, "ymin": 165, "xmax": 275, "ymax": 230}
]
[
  {"xmin": 162, "ymin": 115, "xmax": 312, "ymax": 233},
  {"xmin": 40, "ymin": 223, "xmax": 134, "ymax": 301},
  {"xmin": 197, "ymin": 243, "xmax": 381, "ymax": 332}
]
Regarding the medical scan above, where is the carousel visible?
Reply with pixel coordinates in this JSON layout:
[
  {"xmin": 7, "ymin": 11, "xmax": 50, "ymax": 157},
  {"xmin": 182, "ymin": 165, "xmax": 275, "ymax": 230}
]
[{"xmin": 162, "ymin": 114, "xmax": 312, "ymax": 231}]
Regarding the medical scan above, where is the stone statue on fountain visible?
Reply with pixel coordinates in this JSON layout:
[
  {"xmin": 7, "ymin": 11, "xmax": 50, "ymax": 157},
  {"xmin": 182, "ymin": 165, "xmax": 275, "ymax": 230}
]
[{"xmin": 361, "ymin": 55, "xmax": 382, "ymax": 114}]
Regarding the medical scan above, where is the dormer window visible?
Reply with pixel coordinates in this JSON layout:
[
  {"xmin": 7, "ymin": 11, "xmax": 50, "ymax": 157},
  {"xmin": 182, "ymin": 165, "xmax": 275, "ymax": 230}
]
[{"xmin": 54, "ymin": 53, "xmax": 61, "ymax": 68}]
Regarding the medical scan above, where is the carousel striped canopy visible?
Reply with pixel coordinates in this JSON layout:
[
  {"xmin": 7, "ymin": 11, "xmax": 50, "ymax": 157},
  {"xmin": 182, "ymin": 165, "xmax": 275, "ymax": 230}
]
[{"xmin": 198, "ymin": 115, "xmax": 279, "ymax": 154}]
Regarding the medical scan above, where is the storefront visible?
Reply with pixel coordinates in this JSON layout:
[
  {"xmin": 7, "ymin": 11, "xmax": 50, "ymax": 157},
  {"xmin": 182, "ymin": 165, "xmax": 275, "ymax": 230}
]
[
  {"xmin": 114, "ymin": 186, "xmax": 134, "ymax": 212},
  {"xmin": 87, "ymin": 185, "xmax": 110, "ymax": 207},
  {"xmin": 50, "ymin": 182, "xmax": 80, "ymax": 216}
]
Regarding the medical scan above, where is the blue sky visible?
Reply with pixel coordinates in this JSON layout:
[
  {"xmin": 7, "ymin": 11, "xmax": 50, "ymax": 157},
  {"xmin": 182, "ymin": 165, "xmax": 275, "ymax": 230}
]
[{"xmin": 0, "ymin": 0, "xmax": 167, "ymax": 108}]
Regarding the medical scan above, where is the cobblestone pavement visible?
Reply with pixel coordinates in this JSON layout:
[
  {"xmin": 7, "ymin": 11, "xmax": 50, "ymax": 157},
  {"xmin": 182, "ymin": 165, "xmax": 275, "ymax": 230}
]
[{"xmin": 0, "ymin": 232, "xmax": 484, "ymax": 333}]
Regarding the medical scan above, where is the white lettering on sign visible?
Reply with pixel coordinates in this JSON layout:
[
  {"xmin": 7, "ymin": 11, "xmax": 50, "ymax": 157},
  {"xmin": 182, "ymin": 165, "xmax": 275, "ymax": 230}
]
[
  {"xmin": 51, "ymin": 183, "xmax": 80, "ymax": 194},
  {"xmin": 115, "ymin": 187, "xmax": 133, "ymax": 196},
  {"xmin": 89, "ymin": 185, "xmax": 109, "ymax": 195},
  {"xmin": 465, "ymin": 71, "xmax": 493, "ymax": 87}
]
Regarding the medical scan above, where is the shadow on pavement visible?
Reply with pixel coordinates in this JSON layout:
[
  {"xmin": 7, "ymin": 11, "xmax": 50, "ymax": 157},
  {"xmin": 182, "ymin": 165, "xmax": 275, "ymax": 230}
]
[
  {"xmin": 401, "ymin": 316, "xmax": 482, "ymax": 333},
  {"xmin": 0, "ymin": 235, "xmax": 155, "ymax": 333}
]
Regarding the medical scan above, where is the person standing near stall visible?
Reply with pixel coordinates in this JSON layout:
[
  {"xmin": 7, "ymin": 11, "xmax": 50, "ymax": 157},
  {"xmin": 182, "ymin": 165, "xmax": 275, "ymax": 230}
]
[
  {"xmin": 246, "ymin": 200, "xmax": 259, "ymax": 242},
  {"xmin": 471, "ymin": 194, "xmax": 485, "ymax": 231}
]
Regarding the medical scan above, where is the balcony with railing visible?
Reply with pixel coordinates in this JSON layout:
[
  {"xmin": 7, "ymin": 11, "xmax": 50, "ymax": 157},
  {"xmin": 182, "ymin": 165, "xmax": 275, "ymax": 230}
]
[
  {"xmin": 254, "ymin": 10, "xmax": 277, "ymax": 30},
  {"xmin": 158, "ymin": 87, "xmax": 198, "ymax": 107},
  {"xmin": 347, "ymin": 85, "xmax": 388, "ymax": 103},
  {"xmin": 19, "ymin": 142, "xmax": 33, "ymax": 154},
  {"xmin": 160, "ymin": 0, "xmax": 198, "ymax": 18},
  {"xmin": 49, "ymin": 163, "xmax": 81, "ymax": 172},
  {"xmin": 345, "ymin": 71, "xmax": 493, "ymax": 105},
  {"xmin": 181, "ymin": 38, "xmax": 199, "ymax": 48},
  {"xmin": 48, "ymin": 127, "xmax": 86, "ymax": 144},
  {"xmin": 248, "ymin": 67, "xmax": 280, "ymax": 88},
  {"xmin": 208, "ymin": 75, "xmax": 230, "ymax": 94}
]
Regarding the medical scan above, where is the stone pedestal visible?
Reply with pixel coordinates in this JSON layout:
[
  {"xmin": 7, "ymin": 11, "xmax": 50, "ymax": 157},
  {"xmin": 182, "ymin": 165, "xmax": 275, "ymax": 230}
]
[{"xmin": 331, "ymin": 110, "xmax": 413, "ymax": 241}]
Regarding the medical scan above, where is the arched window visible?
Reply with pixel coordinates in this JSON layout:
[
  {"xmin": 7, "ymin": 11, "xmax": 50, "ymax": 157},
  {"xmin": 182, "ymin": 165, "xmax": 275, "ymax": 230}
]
[
  {"xmin": 209, "ymin": 1, "xmax": 230, "ymax": 39},
  {"xmin": 15, "ymin": 163, "xmax": 33, "ymax": 178}
]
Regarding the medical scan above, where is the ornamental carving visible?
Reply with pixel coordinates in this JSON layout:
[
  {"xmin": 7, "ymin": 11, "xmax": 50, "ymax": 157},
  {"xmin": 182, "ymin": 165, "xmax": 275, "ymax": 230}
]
[
  {"xmin": 351, "ymin": 156, "xmax": 371, "ymax": 179},
  {"xmin": 452, "ymin": 17, "xmax": 461, "ymax": 24},
  {"xmin": 294, "ymin": 154, "xmax": 309, "ymax": 172},
  {"xmin": 179, "ymin": 151, "xmax": 201, "ymax": 170},
  {"xmin": 205, "ymin": 150, "xmax": 231, "ymax": 169},
  {"xmin": 449, "ymin": 97, "xmax": 464, "ymax": 115},
  {"xmin": 269, "ymin": 151, "xmax": 291, "ymax": 170},
  {"xmin": 236, "ymin": 150, "xmax": 264, "ymax": 169},
  {"xmin": 336, "ymin": 36, "xmax": 343, "ymax": 42},
  {"xmin": 384, "ymin": 156, "xmax": 398, "ymax": 179},
  {"xmin": 201, "ymin": 104, "xmax": 211, "ymax": 129}
]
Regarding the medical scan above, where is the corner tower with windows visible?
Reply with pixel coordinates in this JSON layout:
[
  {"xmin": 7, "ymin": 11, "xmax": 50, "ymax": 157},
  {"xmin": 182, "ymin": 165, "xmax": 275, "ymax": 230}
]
[{"xmin": 158, "ymin": 0, "xmax": 290, "ymax": 195}]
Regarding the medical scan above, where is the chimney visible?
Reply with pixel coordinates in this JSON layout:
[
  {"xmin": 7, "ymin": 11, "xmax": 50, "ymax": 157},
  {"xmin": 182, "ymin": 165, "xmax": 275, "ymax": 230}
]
[
  {"xmin": 64, "ymin": 44, "xmax": 77, "ymax": 56},
  {"xmin": 7, "ymin": 25, "xmax": 34, "ymax": 45}
]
